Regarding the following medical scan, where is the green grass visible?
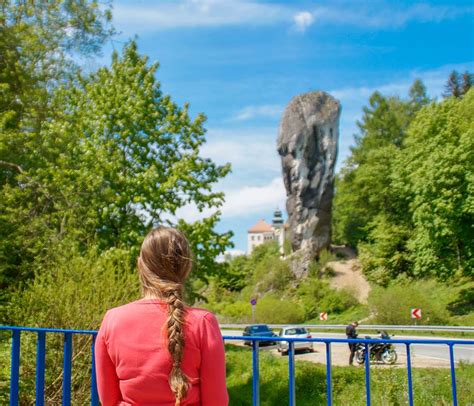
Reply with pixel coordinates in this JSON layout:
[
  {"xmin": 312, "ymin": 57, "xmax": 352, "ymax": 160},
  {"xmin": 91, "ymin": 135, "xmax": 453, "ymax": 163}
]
[{"xmin": 225, "ymin": 344, "xmax": 474, "ymax": 406}]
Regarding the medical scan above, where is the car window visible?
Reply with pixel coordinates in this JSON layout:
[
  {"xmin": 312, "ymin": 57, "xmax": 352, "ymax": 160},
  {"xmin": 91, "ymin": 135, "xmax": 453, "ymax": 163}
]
[
  {"xmin": 250, "ymin": 325, "xmax": 270, "ymax": 332},
  {"xmin": 285, "ymin": 328, "xmax": 308, "ymax": 335}
]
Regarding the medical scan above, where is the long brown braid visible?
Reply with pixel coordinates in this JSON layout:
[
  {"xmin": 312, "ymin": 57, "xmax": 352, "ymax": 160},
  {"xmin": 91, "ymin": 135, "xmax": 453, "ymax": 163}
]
[{"xmin": 137, "ymin": 226, "xmax": 193, "ymax": 405}]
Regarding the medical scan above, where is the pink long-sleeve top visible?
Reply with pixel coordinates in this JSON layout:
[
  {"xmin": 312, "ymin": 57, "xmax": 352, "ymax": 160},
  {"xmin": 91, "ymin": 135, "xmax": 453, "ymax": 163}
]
[{"xmin": 95, "ymin": 299, "xmax": 229, "ymax": 406}]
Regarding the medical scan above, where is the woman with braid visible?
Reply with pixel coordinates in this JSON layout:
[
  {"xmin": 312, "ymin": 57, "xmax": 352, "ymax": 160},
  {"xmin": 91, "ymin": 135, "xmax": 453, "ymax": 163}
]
[{"xmin": 95, "ymin": 227, "xmax": 229, "ymax": 405}]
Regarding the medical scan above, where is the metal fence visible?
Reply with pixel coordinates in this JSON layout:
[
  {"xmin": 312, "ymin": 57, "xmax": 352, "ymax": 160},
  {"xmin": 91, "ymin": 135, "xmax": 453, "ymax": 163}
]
[
  {"xmin": 1, "ymin": 325, "xmax": 473, "ymax": 406},
  {"xmin": 221, "ymin": 324, "xmax": 474, "ymax": 333}
]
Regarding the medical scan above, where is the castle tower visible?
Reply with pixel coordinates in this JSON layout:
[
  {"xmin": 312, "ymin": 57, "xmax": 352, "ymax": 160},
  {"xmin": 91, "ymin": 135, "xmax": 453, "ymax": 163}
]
[{"xmin": 272, "ymin": 208, "xmax": 285, "ymax": 256}]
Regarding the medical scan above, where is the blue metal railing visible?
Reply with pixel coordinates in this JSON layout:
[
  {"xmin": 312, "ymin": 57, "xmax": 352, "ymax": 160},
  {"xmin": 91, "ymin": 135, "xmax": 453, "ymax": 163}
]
[{"xmin": 0, "ymin": 325, "xmax": 473, "ymax": 405}]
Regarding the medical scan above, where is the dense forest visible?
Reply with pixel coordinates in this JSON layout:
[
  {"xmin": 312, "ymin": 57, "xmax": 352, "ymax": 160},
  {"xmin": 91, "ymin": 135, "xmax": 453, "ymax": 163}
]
[{"xmin": 333, "ymin": 78, "xmax": 473, "ymax": 284}]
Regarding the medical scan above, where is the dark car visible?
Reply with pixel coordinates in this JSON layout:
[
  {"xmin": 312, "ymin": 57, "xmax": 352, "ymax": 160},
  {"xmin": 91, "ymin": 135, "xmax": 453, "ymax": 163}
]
[{"xmin": 243, "ymin": 324, "xmax": 277, "ymax": 346}]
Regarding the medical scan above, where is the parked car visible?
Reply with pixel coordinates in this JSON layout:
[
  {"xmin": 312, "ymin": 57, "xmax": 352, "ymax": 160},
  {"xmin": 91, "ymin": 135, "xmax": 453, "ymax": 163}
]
[
  {"xmin": 243, "ymin": 324, "xmax": 277, "ymax": 346},
  {"xmin": 277, "ymin": 326, "xmax": 314, "ymax": 355}
]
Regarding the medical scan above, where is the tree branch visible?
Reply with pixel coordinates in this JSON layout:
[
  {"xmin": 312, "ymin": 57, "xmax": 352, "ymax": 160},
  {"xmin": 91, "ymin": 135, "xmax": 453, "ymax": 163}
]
[{"xmin": 0, "ymin": 160, "xmax": 24, "ymax": 173}]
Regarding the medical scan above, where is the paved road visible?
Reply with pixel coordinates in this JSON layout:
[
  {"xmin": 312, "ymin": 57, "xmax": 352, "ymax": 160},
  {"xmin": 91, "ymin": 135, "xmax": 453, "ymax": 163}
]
[
  {"xmin": 313, "ymin": 332, "xmax": 474, "ymax": 364},
  {"xmin": 221, "ymin": 329, "xmax": 474, "ymax": 365}
]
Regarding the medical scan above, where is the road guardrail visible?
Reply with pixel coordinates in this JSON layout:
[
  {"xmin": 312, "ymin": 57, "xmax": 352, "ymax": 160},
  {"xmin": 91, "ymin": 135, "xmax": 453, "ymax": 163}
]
[
  {"xmin": 1, "ymin": 325, "xmax": 473, "ymax": 406},
  {"xmin": 220, "ymin": 324, "xmax": 474, "ymax": 333}
]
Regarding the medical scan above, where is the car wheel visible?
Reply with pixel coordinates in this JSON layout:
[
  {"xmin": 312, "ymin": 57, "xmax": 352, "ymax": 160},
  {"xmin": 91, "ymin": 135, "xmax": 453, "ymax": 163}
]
[{"xmin": 281, "ymin": 351, "xmax": 288, "ymax": 356}]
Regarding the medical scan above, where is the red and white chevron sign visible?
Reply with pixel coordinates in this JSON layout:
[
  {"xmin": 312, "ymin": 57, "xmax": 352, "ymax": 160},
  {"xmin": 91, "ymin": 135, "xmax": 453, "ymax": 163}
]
[
  {"xmin": 411, "ymin": 308, "xmax": 422, "ymax": 319},
  {"xmin": 319, "ymin": 312, "xmax": 328, "ymax": 321}
]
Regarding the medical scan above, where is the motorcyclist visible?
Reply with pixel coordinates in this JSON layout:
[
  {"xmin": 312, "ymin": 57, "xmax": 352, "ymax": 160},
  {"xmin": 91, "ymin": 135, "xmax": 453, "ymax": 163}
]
[{"xmin": 346, "ymin": 321, "xmax": 359, "ymax": 365}]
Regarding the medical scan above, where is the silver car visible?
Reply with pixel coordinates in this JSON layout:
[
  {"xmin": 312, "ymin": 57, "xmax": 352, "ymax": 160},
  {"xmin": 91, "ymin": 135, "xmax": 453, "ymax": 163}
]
[{"xmin": 277, "ymin": 326, "xmax": 314, "ymax": 355}]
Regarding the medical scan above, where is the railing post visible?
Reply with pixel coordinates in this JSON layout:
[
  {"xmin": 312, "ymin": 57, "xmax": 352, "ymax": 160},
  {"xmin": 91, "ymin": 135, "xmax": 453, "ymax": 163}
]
[
  {"xmin": 449, "ymin": 344, "xmax": 458, "ymax": 406},
  {"xmin": 10, "ymin": 329, "xmax": 21, "ymax": 406},
  {"xmin": 91, "ymin": 335, "xmax": 99, "ymax": 406},
  {"xmin": 36, "ymin": 331, "xmax": 46, "ymax": 406},
  {"xmin": 364, "ymin": 342, "xmax": 371, "ymax": 406},
  {"xmin": 288, "ymin": 341, "xmax": 296, "ymax": 406},
  {"xmin": 325, "ymin": 342, "xmax": 332, "ymax": 406},
  {"xmin": 406, "ymin": 344, "xmax": 413, "ymax": 406},
  {"xmin": 62, "ymin": 332, "xmax": 73, "ymax": 406},
  {"xmin": 252, "ymin": 340, "xmax": 260, "ymax": 406}
]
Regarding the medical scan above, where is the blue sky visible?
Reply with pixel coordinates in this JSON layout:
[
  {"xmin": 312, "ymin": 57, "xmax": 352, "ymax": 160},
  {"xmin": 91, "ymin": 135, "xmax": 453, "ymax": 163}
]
[{"xmin": 96, "ymin": 0, "xmax": 474, "ymax": 253}]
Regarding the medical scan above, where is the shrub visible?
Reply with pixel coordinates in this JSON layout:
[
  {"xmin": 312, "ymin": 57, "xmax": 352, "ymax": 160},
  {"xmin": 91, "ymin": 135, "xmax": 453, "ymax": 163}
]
[
  {"xmin": 368, "ymin": 279, "xmax": 450, "ymax": 325},
  {"xmin": 253, "ymin": 256, "xmax": 294, "ymax": 293},
  {"xmin": 297, "ymin": 278, "xmax": 358, "ymax": 319},
  {"xmin": 2, "ymin": 242, "xmax": 139, "ymax": 404},
  {"xmin": 219, "ymin": 301, "xmax": 252, "ymax": 322},
  {"xmin": 254, "ymin": 296, "xmax": 305, "ymax": 324}
]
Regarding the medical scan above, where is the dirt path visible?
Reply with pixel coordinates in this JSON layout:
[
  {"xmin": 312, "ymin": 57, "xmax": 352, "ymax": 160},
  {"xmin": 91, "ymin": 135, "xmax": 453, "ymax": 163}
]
[{"xmin": 328, "ymin": 246, "xmax": 371, "ymax": 304}]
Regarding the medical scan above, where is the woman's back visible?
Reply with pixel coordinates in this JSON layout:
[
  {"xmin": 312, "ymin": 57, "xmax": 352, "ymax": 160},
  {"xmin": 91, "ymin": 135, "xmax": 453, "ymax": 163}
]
[{"xmin": 95, "ymin": 298, "xmax": 228, "ymax": 406}]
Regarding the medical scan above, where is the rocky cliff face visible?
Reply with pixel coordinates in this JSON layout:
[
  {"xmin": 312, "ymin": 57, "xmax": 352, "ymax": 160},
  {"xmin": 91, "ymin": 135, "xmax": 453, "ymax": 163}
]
[{"xmin": 277, "ymin": 91, "xmax": 340, "ymax": 275}]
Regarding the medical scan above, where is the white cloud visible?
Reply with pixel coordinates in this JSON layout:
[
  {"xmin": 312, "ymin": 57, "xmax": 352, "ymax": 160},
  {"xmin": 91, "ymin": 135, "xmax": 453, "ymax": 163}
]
[
  {"xmin": 173, "ymin": 177, "xmax": 286, "ymax": 222},
  {"xmin": 112, "ymin": 1, "xmax": 472, "ymax": 34},
  {"xmin": 113, "ymin": 0, "xmax": 287, "ymax": 32},
  {"xmin": 293, "ymin": 11, "xmax": 315, "ymax": 32},
  {"xmin": 201, "ymin": 127, "xmax": 281, "ymax": 177},
  {"xmin": 233, "ymin": 104, "xmax": 283, "ymax": 121}
]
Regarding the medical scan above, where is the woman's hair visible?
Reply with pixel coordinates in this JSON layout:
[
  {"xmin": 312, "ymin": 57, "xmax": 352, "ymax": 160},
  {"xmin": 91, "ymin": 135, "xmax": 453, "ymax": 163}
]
[{"xmin": 137, "ymin": 226, "xmax": 193, "ymax": 405}]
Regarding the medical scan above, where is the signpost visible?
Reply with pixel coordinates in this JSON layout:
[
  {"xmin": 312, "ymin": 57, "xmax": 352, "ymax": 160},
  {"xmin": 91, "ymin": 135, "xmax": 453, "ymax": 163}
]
[
  {"xmin": 319, "ymin": 312, "xmax": 328, "ymax": 321},
  {"xmin": 250, "ymin": 298, "xmax": 257, "ymax": 322},
  {"xmin": 411, "ymin": 308, "xmax": 422, "ymax": 325},
  {"xmin": 411, "ymin": 308, "xmax": 422, "ymax": 319}
]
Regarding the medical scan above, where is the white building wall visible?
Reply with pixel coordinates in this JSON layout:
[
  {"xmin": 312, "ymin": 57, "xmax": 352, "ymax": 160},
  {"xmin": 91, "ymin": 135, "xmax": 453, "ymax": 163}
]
[{"xmin": 247, "ymin": 231, "xmax": 276, "ymax": 254}]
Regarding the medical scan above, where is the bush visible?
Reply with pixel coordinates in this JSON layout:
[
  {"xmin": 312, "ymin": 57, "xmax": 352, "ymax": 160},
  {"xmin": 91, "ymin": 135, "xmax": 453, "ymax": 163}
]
[
  {"xmin": 297, "ymin": 278, "xmax": 358, "ymax": 319},
  {"xmin": 1, "ymin": 242, "xmax": 139, "ymax": 404},
  {"xmin": 254, "ymin": 296, "xmax": 305, "ymax": 324},
  {"xmin": 368, "ymin": 279, "xmax": 450, "ymax": 325},
  {"xmin": 219, "ymin": 301, "xmax": 252, "ymax": 322},
  {"xmin": 253, "ymin": 256, "xmax": 294, "ymax": 293}
]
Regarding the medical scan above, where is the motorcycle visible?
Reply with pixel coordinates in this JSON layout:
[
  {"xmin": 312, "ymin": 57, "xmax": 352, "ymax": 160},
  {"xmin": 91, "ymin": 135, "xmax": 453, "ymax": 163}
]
[{"xmin": 355, "ymin": 331, "xmax": 398, "ymax": 365}]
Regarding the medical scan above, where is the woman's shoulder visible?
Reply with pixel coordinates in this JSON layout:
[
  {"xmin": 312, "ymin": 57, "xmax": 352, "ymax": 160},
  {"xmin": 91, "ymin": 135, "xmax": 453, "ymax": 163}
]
[
  {"xmin": 186, "ymin": 306, "xmax": 218, "ymax": 322},
  {"xmin": 101, "ymin": 298, "xmax": 166, "ymax": 319}
]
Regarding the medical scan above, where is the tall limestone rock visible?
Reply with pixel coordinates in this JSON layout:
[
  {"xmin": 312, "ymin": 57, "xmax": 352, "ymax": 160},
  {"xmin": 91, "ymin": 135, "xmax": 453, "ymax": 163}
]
[{"xmin": 277, "ymin": 91, "xmax": 340, "ymax": 277}]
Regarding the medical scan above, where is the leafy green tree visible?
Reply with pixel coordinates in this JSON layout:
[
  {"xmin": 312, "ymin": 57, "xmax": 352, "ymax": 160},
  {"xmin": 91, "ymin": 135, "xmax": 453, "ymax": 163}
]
[
  {"xmin": 0, "ymin": 0, "xmax": 113, "ymax": 132},
  {"xmin": 461, "ymin": 71, "xmax": 473, "ymax": 96},
  {"xmin": 333, "ymin": 80, "xmax": 429, "ymax": 247},
  {"xmin": 395, "ymin": 89, "xmax": 474, "ymax": 278},
  {"xmin": 0, "ymin": 0, "xmax": 114, "ymax": 287},
  {"xmin": 444, "ymin": 70, "xmax": 462, "ymax": 98},
  {"xmin": 0, "ymin": 42, "xmax": 232, "ymax": 289}
]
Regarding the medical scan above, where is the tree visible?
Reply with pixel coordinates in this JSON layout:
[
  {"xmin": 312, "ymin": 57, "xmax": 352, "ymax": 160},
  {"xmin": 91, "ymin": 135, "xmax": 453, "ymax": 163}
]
[
  {"xmin": 444, "ymin": 70, "xmax": 461, "ymax": 98},
  {"xmin": 333, "ymin": 80, "xmax": 428, "ymax": 247},
  {"xmin": 0, "ymin": 1, "xmax": 113, "ymax": 132},
  {"xmin": 461, "ymin": 71, "xmax": 473, "ymax": 96},
  {"xmin": 0, "ymin": 0, "xmax": 114, "ymax": 290},
  {"xmin": 334, "ymin": 75, "xmax": 473, "ymax": 282},
  {"xmin": 0, "ymin": 42, "xmax": 232, "ymax": 289},
  {"xmin": 395, "ymin": 89, "xmax": 474, "ymax": 278}
]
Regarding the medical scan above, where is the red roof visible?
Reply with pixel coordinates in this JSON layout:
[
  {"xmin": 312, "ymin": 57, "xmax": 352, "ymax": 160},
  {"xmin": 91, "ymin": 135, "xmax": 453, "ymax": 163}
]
[{"xmin": 248, "ymin": 219, "xmax": 273, "ymax": 233}]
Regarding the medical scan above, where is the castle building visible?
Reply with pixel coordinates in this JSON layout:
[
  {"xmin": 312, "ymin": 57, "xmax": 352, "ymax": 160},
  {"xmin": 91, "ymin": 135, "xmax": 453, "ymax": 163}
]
[{"xmin": 247, "ymin": 209, "xmax": 286, "ymax": 255}]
